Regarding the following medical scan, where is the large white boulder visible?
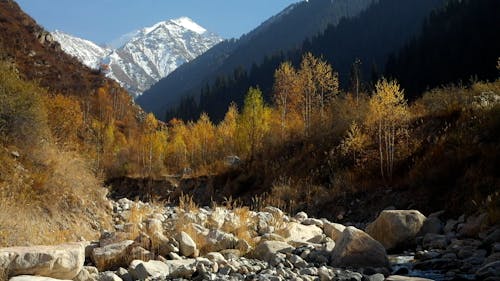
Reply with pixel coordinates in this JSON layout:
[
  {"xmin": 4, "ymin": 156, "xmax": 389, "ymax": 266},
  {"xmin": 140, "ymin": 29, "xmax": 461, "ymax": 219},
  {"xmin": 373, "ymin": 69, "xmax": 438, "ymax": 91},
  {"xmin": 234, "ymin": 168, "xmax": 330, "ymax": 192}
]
[
  {"xmin": 366, "ymin": 210, "xmax": 426, "ymax": 250},
  {"xmin": 0, "ymin": 243, "xmax": 85, "ymax": 280},
  {"xmin": 176, "ymin": 232, "xmax": 197, "ymax": 257},
  {"xmin": 331, "ymin": 226, "xmax": 389, "ymax": 268},
  {"xmin": 204, "ymin": 229, "xmax": 238, "ymax": 253},
  {"xmin": 280, "ymin": 222, "xmax": 323, "ymax": 243}
]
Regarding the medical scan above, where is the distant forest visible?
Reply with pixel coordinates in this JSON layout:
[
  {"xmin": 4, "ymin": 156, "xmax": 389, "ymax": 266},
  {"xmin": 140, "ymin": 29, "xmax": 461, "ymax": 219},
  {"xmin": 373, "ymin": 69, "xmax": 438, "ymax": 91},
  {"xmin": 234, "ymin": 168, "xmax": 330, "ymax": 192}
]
[{"xmin": 168, "ymin": 0, "xmax": 499, "ymax": 123}]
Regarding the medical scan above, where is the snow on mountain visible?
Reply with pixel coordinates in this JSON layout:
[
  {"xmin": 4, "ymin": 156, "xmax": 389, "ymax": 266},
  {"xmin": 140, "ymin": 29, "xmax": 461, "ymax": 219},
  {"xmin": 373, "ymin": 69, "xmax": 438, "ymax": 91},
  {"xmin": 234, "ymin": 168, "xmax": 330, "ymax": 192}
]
[
  {"xmin": 52, "ymin": 30, "xmax": 111, "ymax": 69},
  {"xmin": 52, "ymin": 17, "xmax": 222, "ymax": 97}
]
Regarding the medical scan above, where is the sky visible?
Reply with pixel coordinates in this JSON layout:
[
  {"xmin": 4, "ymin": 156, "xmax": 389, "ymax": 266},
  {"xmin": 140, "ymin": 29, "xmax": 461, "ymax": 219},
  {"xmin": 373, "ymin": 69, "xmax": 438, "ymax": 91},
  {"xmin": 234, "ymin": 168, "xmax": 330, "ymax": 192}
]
[{"xmin": 16, "ymin": 1, "xmax": 300, "ymax": 45}]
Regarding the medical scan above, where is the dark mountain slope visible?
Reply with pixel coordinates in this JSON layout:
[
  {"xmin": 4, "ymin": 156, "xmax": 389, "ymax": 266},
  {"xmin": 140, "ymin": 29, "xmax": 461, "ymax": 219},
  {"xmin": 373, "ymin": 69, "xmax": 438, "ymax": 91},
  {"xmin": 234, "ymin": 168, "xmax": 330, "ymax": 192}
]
[
  {"xmin": 137, "ymin": 0, "xmax": 376, "ymax": 120},
  {"xmin": 171, "ymin": 0, "xmax": 443, "ymax": 122},
  {"xmin": 385, "ymin": 0, "xmax": 500, "ymax": 99}
]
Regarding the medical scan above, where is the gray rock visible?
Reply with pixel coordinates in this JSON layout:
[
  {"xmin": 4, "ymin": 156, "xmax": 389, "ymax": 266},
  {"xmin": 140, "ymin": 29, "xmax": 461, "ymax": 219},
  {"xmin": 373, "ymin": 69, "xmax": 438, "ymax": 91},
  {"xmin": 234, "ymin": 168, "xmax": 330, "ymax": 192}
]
[
  {"xmin": 323, "ymin": 222, "xmax": 345, "ymax": 243},
  {"xmin": 366, "ymin": 210, "xmax": 426, "ymax": 250},
  {"xmin": 294, "ymin": 212, "xmax": 308, "ymax": 222},
  {"xmin": 0, "ymin": 243, "xmax": 85, "ymax": 280},
  {"xmin": 261, "ymin": 233, "xmax": 286, "ymax": 242},
  {"xmin": 73, "ymin": 266, "xmax": 98, "ymax": 281},
  {"xmin": 129, "ymin": 259, "xmax": 169, "ymax": 279},
  {"xmin": 205, "ymin": 252, "xmax": 227, "ymax": 265},
  {"xmin": 444, "ymin": 219, "xmax": 458, "ymax": 233},
  {"xmin": 318, "ymin": 266, "xmax": 335, "ymax": 281},
  {"xmin": 91, "ymin": 240, "xmax": 135, "ymax": 271},
  {"xmin": 422, "ymin": 233, "xmax": 448, "ymax": 249},
  {"xmin": 251, "ymin": 241, "xmax": 294, "ymax": 262},
  {"xmin": 299, "ymin": 267, "xmax": 318, "ymax": 276},
  {"xmin": 115, "ymin": 268, "xmax": 131, "ymax": 281},
  {"xmin": 204, "ymin": 229, "xmax": 238, "ymax": 252},
  {"xmin": 331, "ymin": 226, "xmax": 389, "ymax": 268},
  {"xmin": 164, "ymin": 259, "xmax": 197, "ymax": 278},
  {"xmin": 302, "ymin": 218, "xmax": 324, "ymax": 228},
  {"xmin": 458, "ymin": 213, "xmax": 488, "ymax": 238},
  {"xmin": 419, "ymin": 216, "xmax": 443, "ymax": 235},
  {"xmin": 281, "ymin": 222, "xmax": 323, "ymax": 243},
  {"xmin": 288, "ymin": 254, "xmax": 308, "ymax": 269},
  {"xmin": 484, "ymin": 229, "xmax": 500, "ymax": 246},
  {"xmin": 367, "ymin": 273, "xmax": 385, "ymax": 281},
  {"xmin": 98, "ymin": 272, "xmax": 122, "ymax": 281},
  {"xmin": 476, "ymin": 261, "xmax": 500, "ymax": 278},
  {"xmin": 177, "ymin": 231, "xmax": 197, "ymax": 257}
]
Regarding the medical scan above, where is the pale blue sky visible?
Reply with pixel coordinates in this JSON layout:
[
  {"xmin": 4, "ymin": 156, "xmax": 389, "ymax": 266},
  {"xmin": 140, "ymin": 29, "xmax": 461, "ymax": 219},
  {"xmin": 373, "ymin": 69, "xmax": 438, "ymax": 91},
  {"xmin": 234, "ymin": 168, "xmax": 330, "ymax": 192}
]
[{"xmin": 16, "ymin": 1, "xmax": 300, "ymax": 45}]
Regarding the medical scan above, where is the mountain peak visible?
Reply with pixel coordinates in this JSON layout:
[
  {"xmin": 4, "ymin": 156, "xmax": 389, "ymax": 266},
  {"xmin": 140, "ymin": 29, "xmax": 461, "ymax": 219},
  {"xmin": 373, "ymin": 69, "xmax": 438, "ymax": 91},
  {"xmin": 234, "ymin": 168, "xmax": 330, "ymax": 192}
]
[
  {"xmin": 54, "ymin": 18, "xmax": 222, "ymax": 97},
  {"xmin": 170, "ymin": 17, "xmax": 207, "ymax": 34},
  {"xmin": 140, "ymin": 17, "xmax": 207, "ymax": 36}
]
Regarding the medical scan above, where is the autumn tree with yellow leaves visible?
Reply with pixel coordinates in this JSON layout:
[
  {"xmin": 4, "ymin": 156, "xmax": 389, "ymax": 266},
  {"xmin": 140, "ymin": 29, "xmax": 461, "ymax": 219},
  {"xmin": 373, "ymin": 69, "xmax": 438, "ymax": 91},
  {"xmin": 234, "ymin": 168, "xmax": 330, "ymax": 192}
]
[
  {"xmin": 238, "ymin": 87, "xmax": 271, "ymax": 161},
  {"xmin": 366, "ymin": 78, "xmax": 409, "ymax": 181}
]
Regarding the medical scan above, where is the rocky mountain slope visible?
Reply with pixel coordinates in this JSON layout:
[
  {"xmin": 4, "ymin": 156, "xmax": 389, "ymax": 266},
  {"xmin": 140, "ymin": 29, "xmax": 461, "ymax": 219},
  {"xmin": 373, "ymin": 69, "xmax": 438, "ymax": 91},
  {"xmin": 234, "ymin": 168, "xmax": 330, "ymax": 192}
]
[
  {"xmin": 137, "ymin": 0, "xmax": 376, "ymax": 119},
  {"xmin": 52, "ymin": 17, "xmax": 222, "ymax": 97}
]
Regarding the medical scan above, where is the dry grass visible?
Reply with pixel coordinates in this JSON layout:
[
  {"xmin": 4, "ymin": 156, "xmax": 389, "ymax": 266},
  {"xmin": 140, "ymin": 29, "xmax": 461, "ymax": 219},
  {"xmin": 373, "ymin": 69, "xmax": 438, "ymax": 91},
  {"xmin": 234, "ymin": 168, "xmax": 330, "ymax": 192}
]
[
  {"xmin": 175, "ymin": 222, "xmax": 208, "ymax": 253},
  {"xmin": 0, "ymin": 145, "xmax": 112, "ymax": 247},
  {"xmin": 124, "ymin": 203, "xmax": 152, "ymax": 241},
  {"xmin": 178, "ymin": 193, "xmax": 199, "ymax": 213}
]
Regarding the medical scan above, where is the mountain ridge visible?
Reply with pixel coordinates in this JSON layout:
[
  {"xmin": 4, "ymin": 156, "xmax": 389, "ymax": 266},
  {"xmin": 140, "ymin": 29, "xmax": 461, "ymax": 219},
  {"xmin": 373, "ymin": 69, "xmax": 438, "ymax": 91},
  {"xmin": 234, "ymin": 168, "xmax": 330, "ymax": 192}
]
[
  {"xmin": 52, "ymin": 17, "xmax": 222, "ymax": 97},
  {"xmin": 137, "ymin": 0, "xmax": 377, "ymax": 120}
]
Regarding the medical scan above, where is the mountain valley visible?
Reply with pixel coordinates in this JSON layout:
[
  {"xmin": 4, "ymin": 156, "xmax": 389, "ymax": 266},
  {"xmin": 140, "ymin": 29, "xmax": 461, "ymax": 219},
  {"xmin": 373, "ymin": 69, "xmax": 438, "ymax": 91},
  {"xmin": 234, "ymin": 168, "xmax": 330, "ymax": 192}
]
[{"xmin": 0, "ymin": 0, "xmax": 499, "ymax": 280}]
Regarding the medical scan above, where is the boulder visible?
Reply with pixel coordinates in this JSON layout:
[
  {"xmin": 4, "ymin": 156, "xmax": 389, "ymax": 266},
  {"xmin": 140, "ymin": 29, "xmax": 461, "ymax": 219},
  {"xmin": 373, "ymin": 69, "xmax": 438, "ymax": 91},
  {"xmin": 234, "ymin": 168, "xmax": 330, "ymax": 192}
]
[
  {"xmin": 366, "ymin": 210, "xmax": 426, "ymax": 250},
  {"xmin": 204, "ymin": 229, "xmax": 238, "ymax": 252},
  {"xmin": 9, "ymin": 276, "xmax": 72, "ymax": 281},
  {"xmin": 251, "ymin": 241, "xmax": 294, "ymax": 262},
  {"xmin": 0, "ymin": 243, "xmax": 85, "ymax": 280},
  {"xmin": 205, "ymin": 252, "xmax": 227, "ymax": 265},
  {"xmin": 73, "ymin": 266, "xmax": 98, "ymax": 281},
  {"xmin": 280, "ymin": 222, "xmax": 323, "ymax": 243},
  {"xmin": 176, "ymin": 231, "xmax": 197, "ymax": 257},
  {"xmin": 419, "ymin": 215, "xmax": 443, "ymax": 235},
  {"xmin": 164, "ymin": 259, "xmax": 197, "ymax": 278},
  {"xmin": 323, "ymin": 222, "xmax": 346, "ymax": 242},
  {"xmin": 294, "ymin": 211, "xmax": 308, "ymax": 222},
  {"xmin": 422, "ymin": 233, "xmax": 448, "ymax": 249},
  {"xmin": 302, "ymin": 218, "xmax": 324, "ymax": 228},
  {"xmin": 91, "ymin": 240, "xmax": 135, "ymax": 271},
  {"xmin": 331, "ymin": 226, "xmax": 389, "ymax": 268},
  {"xmin": 129, "ymin": 260, "xmax": 169, "ymax": 280}
]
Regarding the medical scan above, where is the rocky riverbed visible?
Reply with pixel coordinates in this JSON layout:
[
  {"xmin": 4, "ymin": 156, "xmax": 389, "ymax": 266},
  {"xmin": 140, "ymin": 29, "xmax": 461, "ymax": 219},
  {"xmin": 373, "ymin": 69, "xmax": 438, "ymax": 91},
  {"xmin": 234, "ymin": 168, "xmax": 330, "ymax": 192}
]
[{"xmin": 0, "ymin": 199, "xmax": 498, "ymax": 281}]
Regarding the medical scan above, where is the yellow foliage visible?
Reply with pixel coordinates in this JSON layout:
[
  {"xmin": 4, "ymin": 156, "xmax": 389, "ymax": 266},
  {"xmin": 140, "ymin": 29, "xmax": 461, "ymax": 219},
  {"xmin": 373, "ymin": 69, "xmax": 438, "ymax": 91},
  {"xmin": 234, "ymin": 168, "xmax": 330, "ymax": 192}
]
[{"xmin": 43, "ymin": 94, "xmax": 83, "ymax": 146}]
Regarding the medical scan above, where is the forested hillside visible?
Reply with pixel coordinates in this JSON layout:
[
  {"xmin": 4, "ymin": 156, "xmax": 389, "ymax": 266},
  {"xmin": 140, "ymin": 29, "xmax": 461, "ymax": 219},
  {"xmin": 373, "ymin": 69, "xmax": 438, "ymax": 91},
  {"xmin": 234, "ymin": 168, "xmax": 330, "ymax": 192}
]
[
  {"xmin": 386, "ymin": 0, "xmax": 500, "ymax": 99},
  {"xmin": 137, "ymin": 0, "xmax": 376, "ymax": 120},
  {"xmin": 168, "ymin": 0, "xmax": 444, "ymax": 122}
]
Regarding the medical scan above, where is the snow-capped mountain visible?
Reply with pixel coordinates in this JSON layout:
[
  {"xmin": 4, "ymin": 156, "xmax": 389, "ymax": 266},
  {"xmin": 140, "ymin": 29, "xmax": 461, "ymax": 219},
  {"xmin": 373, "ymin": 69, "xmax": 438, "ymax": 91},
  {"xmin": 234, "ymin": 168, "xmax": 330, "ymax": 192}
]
[
  {"xmin": 52, "ymin": 17, "xmax": 222, "ymax": 97},
  {"xmin": 52, "ymin": 30, "xmax": 111, "ymax": 70}
]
